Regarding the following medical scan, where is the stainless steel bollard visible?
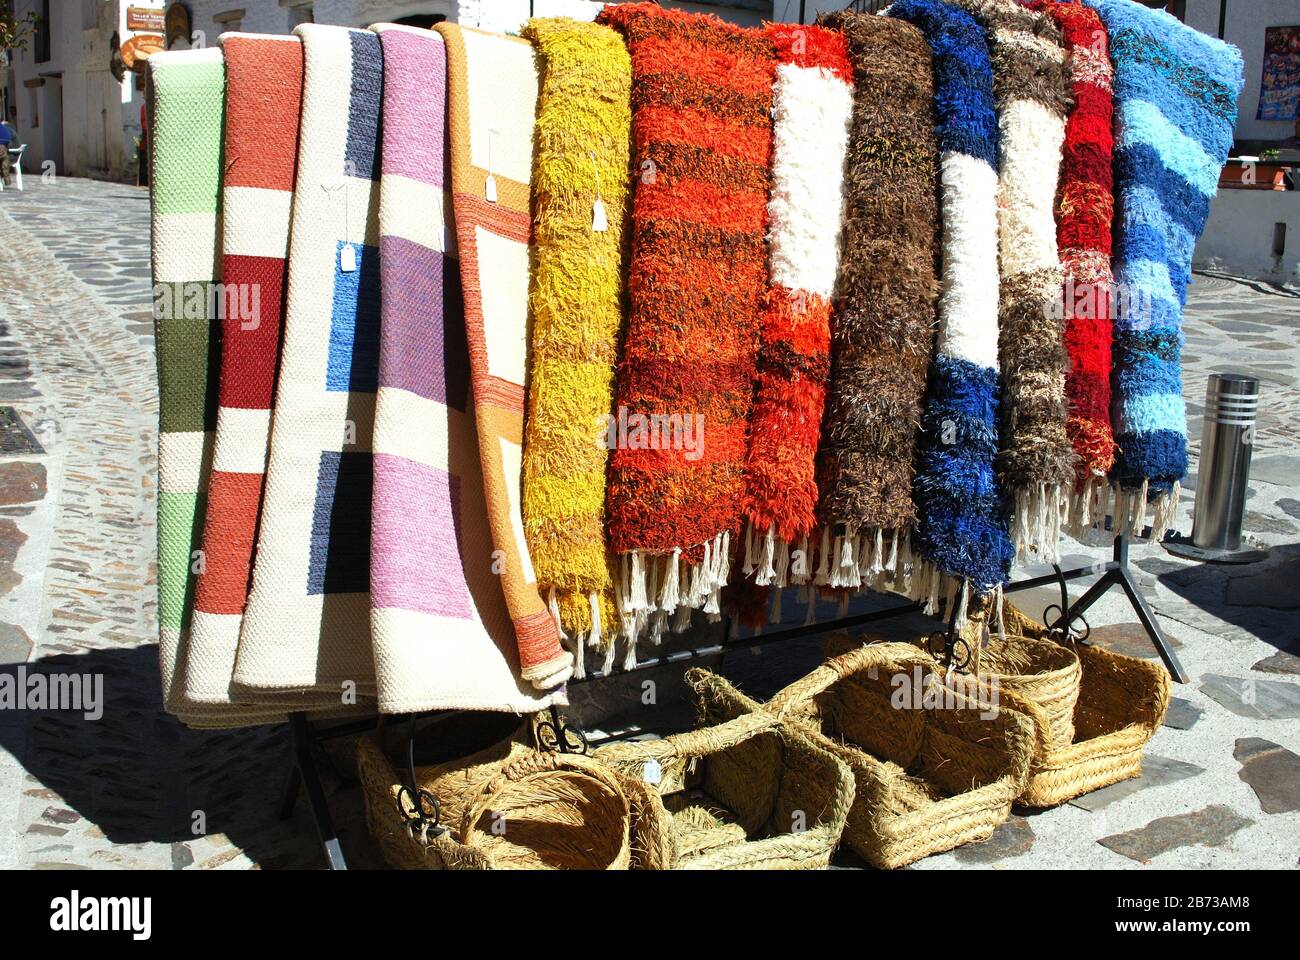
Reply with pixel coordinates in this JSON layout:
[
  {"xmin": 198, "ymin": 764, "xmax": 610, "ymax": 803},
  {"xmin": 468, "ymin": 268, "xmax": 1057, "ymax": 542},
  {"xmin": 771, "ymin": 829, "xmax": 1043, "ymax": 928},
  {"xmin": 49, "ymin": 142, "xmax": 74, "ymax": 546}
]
[{"xmin": 1190, "ymin": 373, "xmax": 1260, "ymax": 552}]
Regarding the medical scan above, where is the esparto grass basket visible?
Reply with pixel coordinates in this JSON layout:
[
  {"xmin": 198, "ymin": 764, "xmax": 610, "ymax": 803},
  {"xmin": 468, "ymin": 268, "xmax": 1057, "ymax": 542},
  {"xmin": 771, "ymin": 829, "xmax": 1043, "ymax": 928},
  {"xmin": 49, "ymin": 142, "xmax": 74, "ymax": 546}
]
[
  {"xmin": 785, "ymin": 638, "xmax": 1038, "ymax": 869},
  {"xmin": 991, "ymin": 602, "xmax": 1172, "ymax": 808},
  {"xmin": 356, "ymin": 718, "xmax": 673, "ymax": 869},
  {"xmin": 957, "ymin": 607, "xmax": 1082, "ymax": 752},
  {"xmin": 594, "ymin": 669, "xmax": 856, "ymax": 869}
]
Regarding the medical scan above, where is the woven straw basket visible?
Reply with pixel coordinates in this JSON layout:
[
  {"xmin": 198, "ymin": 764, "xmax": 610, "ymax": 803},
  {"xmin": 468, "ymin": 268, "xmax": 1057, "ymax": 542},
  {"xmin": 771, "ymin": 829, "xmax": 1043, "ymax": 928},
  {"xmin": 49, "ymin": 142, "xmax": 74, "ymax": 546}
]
[
  {"xmin": 958, "ymin": 610, "xmax": 1082, "ymax": 751},
  {"xmin": 357, "ymin": 719, "xmax": 672, "ymax": 869},
  {"xmin": 784, "ymin": 638, "xmax": 1037, "ymax": 869},
  {"xmin": 595, "ymin": 669, "xmax": 855, "ymax": 869},
  {"xmin": 990, "ymin": 603, "xmax": 1173, "ymax": 807}
]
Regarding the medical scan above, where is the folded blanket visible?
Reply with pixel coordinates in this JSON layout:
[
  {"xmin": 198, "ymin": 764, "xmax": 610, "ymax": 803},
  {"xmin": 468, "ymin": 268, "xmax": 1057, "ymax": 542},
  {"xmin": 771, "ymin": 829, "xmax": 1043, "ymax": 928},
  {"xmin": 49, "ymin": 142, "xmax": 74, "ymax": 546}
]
[
  {"xmin": 596, "ymin": 3, "xmax": 775, "ymax": 652},
  {"xmin": 1027, "ymin": 1, "xmax": 1119, "ymax": 533},
  {"xmin": 150, "ymin": 48, "xmax": 226, "ymax": 722},
  {"xmin": 947, "ymin": 0, "xmax": 1076, "ymax": 564},
  {"xmin": 1085, "ymin": 0, "xmax": 1243, "ymax": 537},
  {"xmin": 368, "ymin": 23, "xmax": 559, "ymax": 714},
  {"xmin": 434, "ymin": 23, "xmax": 571, "ymax": 690},
  {"xmin": 185, "ymin": 34, "xmax": 304, "ymax": 710},
  {"xmin": 235, "ymin": 24, "xmax": 385, "ymax": 700},
  {"xmin": 518, "ymin": 17, "xmax": 631, "ymax": 676},
  {"xmin": 889, "ymin": 0, "xmax": 1012, "ymax": 616},
  {"xmin": 738, "ymin": 23, "xmax": 851, "ymax": 616},
  {"xmin": 814, "ymin": 11, "xmax": 938, "ymax": 597},
  {"xmin": 150, "ymin": 48, "xmax": 288, "ymax": 728}
]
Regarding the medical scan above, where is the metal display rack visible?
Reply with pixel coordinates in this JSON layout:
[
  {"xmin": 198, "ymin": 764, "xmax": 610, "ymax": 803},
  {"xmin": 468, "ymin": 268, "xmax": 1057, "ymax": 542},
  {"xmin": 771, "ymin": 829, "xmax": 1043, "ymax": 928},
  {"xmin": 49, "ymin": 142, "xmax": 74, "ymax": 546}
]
[{"xmin": 280, "ymin": 530, "xmax": 1185, "ymax": 869}]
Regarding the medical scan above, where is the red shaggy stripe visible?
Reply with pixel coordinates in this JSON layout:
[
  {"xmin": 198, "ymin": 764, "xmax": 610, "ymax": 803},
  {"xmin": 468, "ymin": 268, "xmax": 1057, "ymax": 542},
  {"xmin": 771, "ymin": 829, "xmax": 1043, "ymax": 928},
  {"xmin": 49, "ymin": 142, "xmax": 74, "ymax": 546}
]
[
  {"xmin": 632, "ymin": 105, "xmax": 772, "ymax": 163},
  {"xmin": 766, "ymin": 22, "xmax": 855, "ymax": 83},
  {"xmin": 744, "ymin": 288, "xmax": 835, "ymax": 542},
  {"xmin": 1028, "ymin": 0, "xmax": 1118, "ymax": 482},
  {"xmin": 633, "ymin": 177, "xmax": 769, "ymax": 233},
  {"xmin": 631, "ymin": 35, "xmax": 779, "ymax": 97}
]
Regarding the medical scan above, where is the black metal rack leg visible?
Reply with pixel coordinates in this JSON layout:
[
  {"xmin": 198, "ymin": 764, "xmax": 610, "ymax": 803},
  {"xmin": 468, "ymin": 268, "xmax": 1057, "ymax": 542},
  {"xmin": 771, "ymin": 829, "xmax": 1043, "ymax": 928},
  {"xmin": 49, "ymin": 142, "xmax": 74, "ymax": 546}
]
[
  {"xmin": 278, "ymin": 763, "xmax": 301, "ymax": 821},
  {"xmin": 1114, "ymin": 564, "xmax": 1189, "ymax": 683},
  {"xmin": 1052, "ymin": 534, "xmax": 1189, "ymax": 683},
  {"xmin": 289, "ymin": 712, "xmax": 348, "ymax": 870}
]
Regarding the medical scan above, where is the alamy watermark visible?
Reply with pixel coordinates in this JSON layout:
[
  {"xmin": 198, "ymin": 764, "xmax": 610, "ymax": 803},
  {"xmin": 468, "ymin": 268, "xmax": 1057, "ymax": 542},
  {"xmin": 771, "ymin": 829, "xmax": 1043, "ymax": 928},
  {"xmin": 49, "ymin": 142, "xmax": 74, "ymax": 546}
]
[
  {"xmin": 0, "ymin": 666, "xmax": 103, "ymax": 720},
  {"xmin": 153, "ymin": 282, "xmax": 262, "ymax": 330},
  {"xmin": 890, "ymin": 665, "xmax": 1001, "ymax": 720},
  {"xmin": 50, "ymin": 891, "xmax": 150, "ymax": 940},
  {"xmin": 1045, "ymin": 277, "xmax": 1156, "ymax": 328},
  {"xmin": 602, "ymin": 405, "xmax": 705, "ymax": 462}
]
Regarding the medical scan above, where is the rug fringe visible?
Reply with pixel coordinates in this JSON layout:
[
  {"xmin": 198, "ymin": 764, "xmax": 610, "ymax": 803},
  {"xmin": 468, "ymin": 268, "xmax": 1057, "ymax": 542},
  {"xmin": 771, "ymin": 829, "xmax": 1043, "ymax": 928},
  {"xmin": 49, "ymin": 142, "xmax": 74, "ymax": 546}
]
[
  {"xmin": 756, "ymin": 522, "xmax": 777, "ymax": 585},
  {"xmin": 1151, "ymin": 480, "xmax": 1181, "ymax": 538},
  {"xmin": 586, "ymin": 590, "xmax": 602, "ymax": 652},
  {"xmin": 791, "ymin": 534, "xmax": 811, "ymax": 585},
  {"xmin": 1065, "ymin": 473, "xmax": 1110, "ymax": 537},
  {"xmin": 1012, "ymin": 482, "xmax": 1066, "ymax": 564}
]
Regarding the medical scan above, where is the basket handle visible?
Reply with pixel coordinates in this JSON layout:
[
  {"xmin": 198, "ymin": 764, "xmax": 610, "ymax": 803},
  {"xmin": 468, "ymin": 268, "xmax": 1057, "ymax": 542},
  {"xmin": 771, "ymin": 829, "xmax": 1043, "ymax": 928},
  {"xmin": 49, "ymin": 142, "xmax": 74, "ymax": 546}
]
[
  {"xmin": 457, "ymin": 749, "xmax": 629, "ymax": 843},
  {"xmin": 766, "ymin": 641, "xmax": 926, "ymax": 716},
  {"xmin": 617, "ymin": 706, "xmax": 777, "ymax": 765}
]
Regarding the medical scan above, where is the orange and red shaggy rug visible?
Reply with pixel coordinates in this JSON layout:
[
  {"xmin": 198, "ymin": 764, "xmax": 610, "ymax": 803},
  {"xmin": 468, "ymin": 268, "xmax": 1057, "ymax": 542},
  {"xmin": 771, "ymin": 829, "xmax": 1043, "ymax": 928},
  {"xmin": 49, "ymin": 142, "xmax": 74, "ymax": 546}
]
[{"xmin": 597, "ymin": 3, "xmax": 775, "ymax": 655}]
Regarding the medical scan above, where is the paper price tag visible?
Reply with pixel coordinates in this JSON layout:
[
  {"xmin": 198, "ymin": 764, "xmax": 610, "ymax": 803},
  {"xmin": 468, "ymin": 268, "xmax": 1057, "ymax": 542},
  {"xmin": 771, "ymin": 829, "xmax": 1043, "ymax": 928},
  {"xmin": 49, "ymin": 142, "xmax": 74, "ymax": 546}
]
[
  {"xmin": 642, "ymin": 758, "xmax": 661, "ymax": 785},
  {"xmin": 591, "ymin": 197, "xmax": 608, "ymax": 232},
  {"xmin": 339, "ymin": 243, "xmax": 357, "ymax": 273}
]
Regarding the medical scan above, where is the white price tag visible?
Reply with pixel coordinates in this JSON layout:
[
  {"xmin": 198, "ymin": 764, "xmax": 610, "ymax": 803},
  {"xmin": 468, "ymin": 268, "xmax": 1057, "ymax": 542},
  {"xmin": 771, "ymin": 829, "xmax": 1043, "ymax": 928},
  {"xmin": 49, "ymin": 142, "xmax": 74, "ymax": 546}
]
[{"xmin": 642, "ymin": 758, "xmax": 661, "ymax": 785}]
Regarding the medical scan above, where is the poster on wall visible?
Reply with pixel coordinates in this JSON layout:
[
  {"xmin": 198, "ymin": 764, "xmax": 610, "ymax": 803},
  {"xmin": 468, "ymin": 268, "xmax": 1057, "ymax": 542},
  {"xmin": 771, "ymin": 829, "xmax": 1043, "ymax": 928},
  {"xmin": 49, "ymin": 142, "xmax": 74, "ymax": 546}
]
[{"xmin": 1257, "ymin": 25, "xmax": 1300, "ymax": 121}]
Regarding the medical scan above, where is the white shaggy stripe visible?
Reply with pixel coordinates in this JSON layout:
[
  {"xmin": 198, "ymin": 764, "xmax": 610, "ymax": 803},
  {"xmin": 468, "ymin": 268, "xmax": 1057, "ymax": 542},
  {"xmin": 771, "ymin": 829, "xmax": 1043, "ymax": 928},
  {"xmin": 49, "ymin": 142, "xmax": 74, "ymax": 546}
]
[
  {"xmin": 935, "ymin": 151, "xmax": 1001, "ymax": 371},
  {"xmin": 766, "ymin": 62, "xmax": 854, "ymax": 298},
  {"xmin": 995, "ymin": 27, "xmax": 1067, "ymax": 64},
  {"xmin": 996, "ymin": 97, "xmax": 1065, "ymax": 278}
]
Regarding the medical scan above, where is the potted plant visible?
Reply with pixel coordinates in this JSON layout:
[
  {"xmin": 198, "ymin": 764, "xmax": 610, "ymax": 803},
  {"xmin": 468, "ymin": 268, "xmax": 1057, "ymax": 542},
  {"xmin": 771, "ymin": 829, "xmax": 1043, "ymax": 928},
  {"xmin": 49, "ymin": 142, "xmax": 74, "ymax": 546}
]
[{"xmin": 1220, "ymin": 149, "xmax": 1292, "ymax": 190}]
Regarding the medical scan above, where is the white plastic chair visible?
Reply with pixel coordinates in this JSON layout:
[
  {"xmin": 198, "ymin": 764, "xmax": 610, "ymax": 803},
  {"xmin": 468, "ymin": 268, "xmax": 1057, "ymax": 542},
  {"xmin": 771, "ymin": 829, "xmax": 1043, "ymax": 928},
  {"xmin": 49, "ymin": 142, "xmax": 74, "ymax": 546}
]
[{"xmin": 2, "ymin": 144, "xmax": 25, "ymax": 191}]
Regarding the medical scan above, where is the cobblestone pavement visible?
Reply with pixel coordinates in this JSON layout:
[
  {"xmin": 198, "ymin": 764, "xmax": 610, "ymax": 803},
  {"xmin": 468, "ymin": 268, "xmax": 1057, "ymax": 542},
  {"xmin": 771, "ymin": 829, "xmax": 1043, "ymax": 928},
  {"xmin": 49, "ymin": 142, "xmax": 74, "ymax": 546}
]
[{"xmin": 0, "ymin": 177, "xmax": 1296, "ymax": 871}]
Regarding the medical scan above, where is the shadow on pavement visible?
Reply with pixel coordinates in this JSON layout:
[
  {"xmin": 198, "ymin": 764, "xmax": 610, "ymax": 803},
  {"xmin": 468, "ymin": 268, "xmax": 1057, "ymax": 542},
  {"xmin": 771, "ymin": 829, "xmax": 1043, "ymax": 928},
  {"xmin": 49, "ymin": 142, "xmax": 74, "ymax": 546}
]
[
  {"xmin": 0, "ymin": 644, "xmax": 376, "ymax": 869},
  {"xmin": 1142, "ymin": 542, "xmax": 1300, "ymax": 656}
]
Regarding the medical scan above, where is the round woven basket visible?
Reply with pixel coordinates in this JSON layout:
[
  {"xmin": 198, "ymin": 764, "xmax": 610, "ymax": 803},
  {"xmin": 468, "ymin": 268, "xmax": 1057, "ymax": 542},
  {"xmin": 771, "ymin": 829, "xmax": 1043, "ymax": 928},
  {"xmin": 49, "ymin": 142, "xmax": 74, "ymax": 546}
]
[
  {"xmin": 971, "ymin": 632, "xmax": 1081, "ymax": 751},
  {"xmin": 965, "ymin": 599, "xmax": 1171, "ymax": 808},
  {"xmin": 456, "ymin": 751, "xmax": 634, "ymax": 869},
  {"xmin": 356, "ymin": 730, "xmax": 674, "ymax": 870}
]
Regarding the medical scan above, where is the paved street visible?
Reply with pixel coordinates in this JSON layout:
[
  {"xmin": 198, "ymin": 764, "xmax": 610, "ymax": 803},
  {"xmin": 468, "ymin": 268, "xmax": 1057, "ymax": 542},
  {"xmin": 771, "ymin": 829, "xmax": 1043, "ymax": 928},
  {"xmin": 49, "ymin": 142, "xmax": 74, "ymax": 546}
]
[{"xmin": 0, "ymin": 176, "xmax": 1296, "ymax": 870}]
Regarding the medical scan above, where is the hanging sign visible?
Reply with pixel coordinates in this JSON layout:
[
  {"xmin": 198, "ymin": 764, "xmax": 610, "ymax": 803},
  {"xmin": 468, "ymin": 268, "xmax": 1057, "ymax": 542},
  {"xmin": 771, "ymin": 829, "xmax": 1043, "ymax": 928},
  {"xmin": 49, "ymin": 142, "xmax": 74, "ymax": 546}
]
[
  {"xmin": 126, "ymin": 6, "xmax": 166, "ymax": 33},
  {"xmin": 165, "ymin": 3, "xmax": 192, "ymax": 49},
  {"xmin": 122, "ymin": 34, "xmax": 166, "ymax": 72}
]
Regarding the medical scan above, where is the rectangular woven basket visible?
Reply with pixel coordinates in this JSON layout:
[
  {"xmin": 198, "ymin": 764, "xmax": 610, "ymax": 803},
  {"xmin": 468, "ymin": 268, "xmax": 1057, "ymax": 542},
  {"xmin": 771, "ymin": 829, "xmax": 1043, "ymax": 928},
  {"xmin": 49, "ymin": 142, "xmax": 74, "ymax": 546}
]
[
  {"xmin": 594, "ymin": 669, "xmax": 856, "ymax": 869},
  {"xmin": 992, "ymin": 604, "xmax": 1172, "ymax": 808},
  {"xmin": 773, "ymin": 639, "xmax": 1038, "ymax": 869}
]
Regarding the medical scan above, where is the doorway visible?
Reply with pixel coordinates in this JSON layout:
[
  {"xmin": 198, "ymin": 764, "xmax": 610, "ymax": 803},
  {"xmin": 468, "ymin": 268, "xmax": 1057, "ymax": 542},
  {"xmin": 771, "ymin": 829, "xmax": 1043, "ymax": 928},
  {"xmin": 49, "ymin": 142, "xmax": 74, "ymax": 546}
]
[{"xmin": 43, "ymin": 77, "xmax": 64, "ymax": 176}]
